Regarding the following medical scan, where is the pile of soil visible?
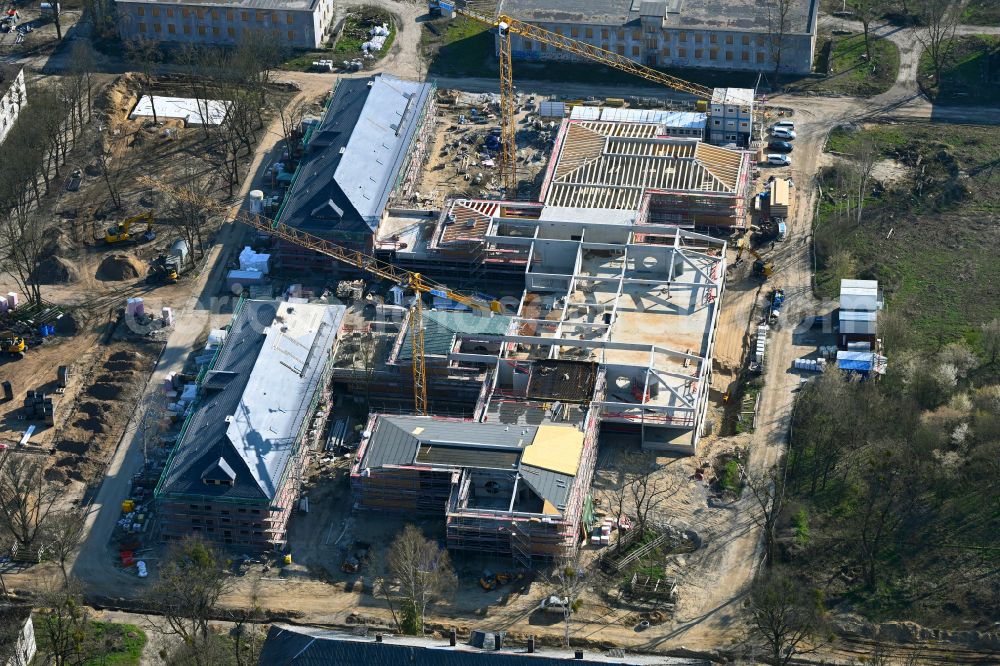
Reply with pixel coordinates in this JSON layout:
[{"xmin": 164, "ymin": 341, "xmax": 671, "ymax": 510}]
[
  {"xmin": 31, "ymin": 255, "xmax": 80, "ymax": 284},
  {"xmin": 51, "ymin": 345, "xmax": 154, "ymax": 485},
  {"xmin": 97, "ymin": 253, "xmax": 147, "ymax": 281}
]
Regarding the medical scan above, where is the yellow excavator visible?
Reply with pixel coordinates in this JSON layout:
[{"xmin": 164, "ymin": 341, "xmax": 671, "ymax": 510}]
[
  {"xmin": 1, "ymin": 335, "xmax": 26, "ymax": 359},
  {"xmin": 105, "ymin": 211, "xmax": 156, "ymax": 244},
  {"xmin": 734, "ymin": 237, "xmax": 774, "ymax": 279}
]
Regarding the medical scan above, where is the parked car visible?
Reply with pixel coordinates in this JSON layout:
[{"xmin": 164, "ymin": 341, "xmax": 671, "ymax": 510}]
[
  {"xmin": 766, "ymin": 154, "xmax": 792, "ymax": 166},
  {"xmin": 772, "ymin": 126, "xmax": 797, "ymax": 140},
  {"xmin": 539, "ymin": 595, "xmax": 572, "ymax": 615},
  {"xmin": 767, "ymin": 140, "xmax": 793, "ymax": 153}
]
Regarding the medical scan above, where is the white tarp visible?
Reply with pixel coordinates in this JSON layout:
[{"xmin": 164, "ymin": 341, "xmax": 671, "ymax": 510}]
[
  {"xmin": 239, "ymin": 246, "xmax": 270, "ymax": 274},
  {"xmin": 130, "ymin": 95, "xmax": 231, "ymax": 126}
]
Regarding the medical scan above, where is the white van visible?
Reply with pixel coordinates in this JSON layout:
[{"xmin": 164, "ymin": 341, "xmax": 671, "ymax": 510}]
[
  {"xmin": 767, "ymin": 154, "xmax": 792, "ymax": 166},
  {"xmin": 773, "ymin": 120, "xmax": 795, "ymax": 131}
]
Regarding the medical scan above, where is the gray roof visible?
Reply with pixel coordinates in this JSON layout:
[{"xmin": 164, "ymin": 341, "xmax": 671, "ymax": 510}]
[
  {"xmin": 359, "ymin": 416, "xmax": 577, "ymax": 511},
  {"xmin": 116, "ymin": 0, "xmax": 319, "ymax": 11},
  {"xmin": 159, "ymin": 300, "xmax": 344, "ymax": 502},
  {"xmin": 259, "ymin": 624, "xmax": 711, "ymax": 665},
  {"xmin": 0, "ymin": 64, "xmax": 23, "ymax": 106},
  {"xmin": 362, "ymin": 416, "xmax": 538, "ymax": 469},
  {"xmin": 398, "ymin": 311, "xmax": 512, "ymax": 361},
  {"xmin": 279, "ymin": 74, "xmax": 432, "ymax": 236},
  {"xmin": 499, "ymin": 0, "xmax": 817, "ymax": 34}
]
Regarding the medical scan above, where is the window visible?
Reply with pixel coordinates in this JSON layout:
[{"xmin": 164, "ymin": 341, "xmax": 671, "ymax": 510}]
[
  {"xmin": 286, "ymin": 13, "xmax": 293, "ymax": 24},
  {"xmin": 740, "ymin": 121, "xmax": 749, "ymax": 128},
  {"xmin": 138, "ymin": 22, "xmax": 147, "ymax": 32},
  {"xmin": 710, "ymin": 33, "xmax": 718, "ymax": 44},
  {"xmin": 136, "ymin": 6, "xmax": 144, "ymax": 16},
  {"xmin": 209, "ymin": 9, "xmax": 216, "ymax": 19},
  {"xmin": 192, "ymin": 518, "xmax": 202, "ymax": 525},
  {"xmin": 227, "ymin": 10, "xmax": 233, "ymax": 20},
  {"xmin": 757, "ymin": 51, "xmax": 766, "ymax": 63},
  {"xmin": 713, "ymin": 119, "xmax": 721, "ymax": 126},
  {"xmin": 726, "ymin": 50, "xmax": 733, "ymax": 60},
  {"xmin": 183, "ymin": 24, "xmax": 191, "ymax": 34},
  {"xmin": 741, "ymin": 51, "xmax": 749, "ymax": 61},
  {"xmin": 632, "ymin": 29, "xmax": 641, "ymax": 40},
  {"xmin": 695, "ymin": 48, "xmax": 703, "ymax": 59},
  {"xmin": 221, "ymin": 510, "xmax": 230, "ymax": 516},
  {"xmin": 661, "ymin": 46, "xmax": 670, "ymax": 56},
  {"xmin": 647, "ymin": 38, "xmax": 657, "ymax": 48},
  {"xmin": 554, "ymin": 26, "xmax": 562, "ymax": 35},
  {"xmin": 204, "ymin": 505, "xmax": 211, "ymax": 510},
  {"xmin": 189, "ymin": 504, "xmax": 199, "ymax": 510},
  {"xmin": 709, "ymin": 48, "xmax": 718, "ymax": 59},
  {"xmin": 616, "ymin": 30, "xmax": 624, "ymax": 40},
  {"xmin": 166, "ymin": 8, "xmax": 173, "ymax": 17},
  {"xmin": 631, "ymin": 45, "xmax": 639, "ymax": 56},
  {"xmin": 679, "ymin": 31, "xmax": 686, "ymax": 42},
  {"xmin": 212, "ymin": 26, "xmax": 220, "ymax": 35},
  {"xmin": 287, "ymin": 29, "xmax": 294, "ymax": 40},
  {"xmin": 601, "ymin": 28, "xmax": 608, "ymax": 39},
  {"xmin": 570, "ymin": 27, "xmax": 578, "ymax": 37},
  {"xmin": 182, "ymin": 7, "xmax": 190, "ymax": 17},
  {"xmin": 585, "ymin": 27, "xmax": 593, "ymax": 38},
  {"xmin": 256, "ymin": 10, "xmax": 265, "ymax": 21},
  {"xmin": 616, "ymin": 44, "xmax": 625, "ymax": 55},
  {"xmin": 756, "ymin": 35, "xmax": 765, "ymax": 46},
  {"xmin": 241, "ymin": 11, "xmax": 248, "ymax": 20},
  {"xmin": 602, "ymin": 42, "xmax": 609, "ymax": 51},
  {"xmin": 196, "ymin": 8, "xmax": 204, "ymax": 18},
  {"xmin": 742, "ymin": 35, "xmax": 750, "ymax": 45},
  {"xmin": 167, "ymin": 23, "xmax": 175, "ymax": 33},
  {"xmin": 695, "ymin": 33, "xmax": 703, "ymax": 44},
  {"xmin": 677, "ymin": 47, "xmax": 686, "ymax": 57},
  {"xmin": 271, "ymin": 11, "xmax": 278, "ymax": 23},
  {"xmin": 540, "ymin": 42, "xmax": 547, "ymax": 52},
  {"xmin": 523, "ymin": 39, "xmax": 532, "ymax": 50},
  {"xmin": 227, "ymin": 26, "xmax": 235, "ymax": 37},
  {"xmin": 151, "ymin": 6, "xmax": 158, "ymax": 16},
  {"xmin": 725, "ymin": 34, "xmax": 734, "ymax": 45},
  {"xmin": 150, "ymin": 22, "xmax": 159, "ymax": 32},
  {"xmin": 198, "ymin": 25, "xmax": 205, "ymax": 35}
]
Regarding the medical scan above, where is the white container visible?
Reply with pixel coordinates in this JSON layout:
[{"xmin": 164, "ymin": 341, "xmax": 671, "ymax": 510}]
[
  {"xmin": 248, "ymin": 190, "xmax": 265, "ymax": 214},
  {"xmin": 6, "ymin": 292, "xmax": 18, "ymax": 309}
]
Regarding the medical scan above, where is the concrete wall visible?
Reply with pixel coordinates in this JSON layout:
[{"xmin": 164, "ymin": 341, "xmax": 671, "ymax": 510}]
[
  {"xmin": 508, "ymin": 20, "xmax": 816, "ymax": 75},
  {"xmin": 0, "ymin": 68, "xmax": 26, "ymax": 146},
  {"xmin": 116, "ymin": 0, "xmax": 335, "ymax": 49}
]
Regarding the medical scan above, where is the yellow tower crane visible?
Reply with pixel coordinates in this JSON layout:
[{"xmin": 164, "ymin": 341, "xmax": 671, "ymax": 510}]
[
  {"xmin": 240, "ymin": 212, "xmax": 502, "ymax": 415},
  {"xmin": 435, "ymin": 1, "xmax": 714, "ymax": 192}
]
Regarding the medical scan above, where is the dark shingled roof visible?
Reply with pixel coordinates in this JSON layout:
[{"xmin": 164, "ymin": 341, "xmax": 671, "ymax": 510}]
[{"xmin": 258, "ymin": 625, "xmax": 711, "ymax": 665}]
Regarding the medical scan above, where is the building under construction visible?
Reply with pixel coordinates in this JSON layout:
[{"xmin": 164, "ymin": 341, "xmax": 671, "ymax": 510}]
[{"xmin": 156, "ymin": 300, "xmax": 345, "ymax": 550}]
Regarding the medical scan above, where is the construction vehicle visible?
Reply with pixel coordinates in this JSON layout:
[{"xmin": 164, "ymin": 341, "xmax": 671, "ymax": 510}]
[
  {"xmin": 733, "ymin": 237, "xmax": 774, "ymax": 279},
  {"xmin": 1, "ymin": 335, "xmax": 26, "ymax": 359},
  {"xmin": 147, "ymin": 254, "xmax": 181, "ymax": 284},
  {"xmin": 768, "ymin": 288, "xmax": 786, "ymax": 324},
  {"xmin": 427, "ymin": 0, "xmax": 713, "ymax": 192},
  {"xmin": 239, "ymin": 212, "xmax": 502, "ymax": 415},
  {"xmin": 105, "ymin": 211, "xmax": 156, "ymax": 244}
]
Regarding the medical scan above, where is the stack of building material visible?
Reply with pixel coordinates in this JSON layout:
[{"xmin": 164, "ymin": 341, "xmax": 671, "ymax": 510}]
[
  {"xmin": 769, "ymin": 177, "xmax": 791, "ymax": 218},
  {"xmin": 24, "ymin": 389, "xmax": 54, "ymax": 424}
]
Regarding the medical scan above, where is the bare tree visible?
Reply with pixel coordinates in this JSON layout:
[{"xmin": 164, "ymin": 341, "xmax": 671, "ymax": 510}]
[
  {"xmin": 916, "ymin": 0, "xmax": 960, "ymax": 85},
  {"xmin": 745, "ymin": 568, "xmax": 825, "ymax": 666},
  {"xmin": 228, "ymin": 580, "xmax": 267, "ymax": 666},
  {"xmin": 849, "ymin": 0, "xmax": 885, "ymax": 63},
  {"xmin": 766, "ymin": 0, "xmax": 795, "ymax": 80},
  {"xmin": 848, "ymin": 135, "xmax": 880, "ymax": 227},
  {"xmin": 854, "ymin": 443, "xmax": 904, "ymax": 589},
  {"xmin": 0, "ymin": 454, "xmax": 61, "ymax": 548},
  {"xmin": 36, "ymin": 581, "xmax": 92, "ymax": 666},
  {"xmin": 125, "ymin": 39, "xmax": 162, "ymax": 124},
  {"xmin": 981, "ymin": 318, "xmax": 1000, "ymax": 365},
  {"xmin": 271, "ymin": 96, "xmax": 307, "ymax": 160},
  {"xmin": 147, "ymin": 535, "xmax": 231, "ymax": 650},
  {"xmin": 742, "ymin": 464, "xmax": 785, "ymax": 568},
  {"xmin": 0, "ymin": 210, "xmax": 47, "ymax": 305},
  {"xmin": 44, "ymin": 511, "xmax": 85, "ymax": 586},
  {"xmin": 627, "ymin": 456, "xmax": 680, "ymax": 537},
  {"xmin": 69, "ymin": 41, "xmax": 98, "ymax": 124},
  {"xmin": 544, "ymin": 559, "xmax": 589, "ymax": 648},
  {"xmin": 385, "ymin": 524, "xmax": 457, "ymax": 635},
  {"xmin": 96, "ymin": 151, "xmax": 125, "ymax": 211}
]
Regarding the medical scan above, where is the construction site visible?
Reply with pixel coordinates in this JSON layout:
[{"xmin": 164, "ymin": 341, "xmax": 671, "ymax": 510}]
[{"xmin": 1, "ymin": 0, "xmax": 810, "ymax": 656}]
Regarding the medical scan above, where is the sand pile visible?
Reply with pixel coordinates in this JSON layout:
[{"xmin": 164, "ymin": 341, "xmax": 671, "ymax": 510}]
[
  {"xmin": 32, "ymin": 255, "xmax": 80, "ymax": 284},
  {"xmin": 97, "ymin": 253, "xmax": 146, "ymax": 281}
]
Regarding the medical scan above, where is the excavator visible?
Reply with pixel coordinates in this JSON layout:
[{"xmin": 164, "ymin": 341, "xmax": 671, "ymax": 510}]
[
  {"xmin": 1, "ymin": 334, "xmax": 26, "ymax": 359},
  {"xmin": 733, "ymin": 237, "xmax": 773, "ymax": 279},
  {"xmin": 105, "ymin": 211, "xmax": 156, "ymax": 245}
]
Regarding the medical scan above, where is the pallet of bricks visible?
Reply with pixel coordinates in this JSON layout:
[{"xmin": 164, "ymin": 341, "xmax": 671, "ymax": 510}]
[{"xmin": 23, "ymin": 389, "xmax": 54, "ymax": 425}]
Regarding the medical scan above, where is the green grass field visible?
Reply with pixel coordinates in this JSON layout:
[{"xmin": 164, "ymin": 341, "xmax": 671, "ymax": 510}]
[
  {"xmin": 917, "ymin": 34, "xmax": 1000, "ymax": 105},
  {"xmin": 962, "ymin": 0, "xmax": 1000, "ymax": 26},
  {"xmin": 818, "ymin": 124, "xmax": 1000, "ymax": 349},
  {"xmin": 802, "ymin": 33, "xmax": 900, "ymax": 96},
  {"xmin": 34, "ymin": 619, "xmax": 147, "ymax": 665}
]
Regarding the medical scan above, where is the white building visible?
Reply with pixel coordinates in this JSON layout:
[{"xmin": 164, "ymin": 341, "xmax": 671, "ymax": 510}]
[
  {"xmin": 709, "ymin": 87, "xmax": 754, "ymax": 147},
  {"xmin": 0, "ymin": 65, "xmax": 27, "ymax": 146}
]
